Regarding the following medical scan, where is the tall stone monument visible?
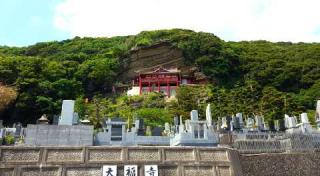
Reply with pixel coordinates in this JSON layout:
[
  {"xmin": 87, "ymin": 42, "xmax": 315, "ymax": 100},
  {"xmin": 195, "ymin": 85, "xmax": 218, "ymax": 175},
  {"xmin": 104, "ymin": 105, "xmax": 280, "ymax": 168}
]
[
  {"xmin": 206, "ymin": 104, "xmax": 212, "ymax": 126},
  {"xmin": 59, "ymin": 100, "xmax": 76, "ymax": 125},
  {"xmin": 298, "ymin": 113, "xmax": 312, "ymax": 133}
]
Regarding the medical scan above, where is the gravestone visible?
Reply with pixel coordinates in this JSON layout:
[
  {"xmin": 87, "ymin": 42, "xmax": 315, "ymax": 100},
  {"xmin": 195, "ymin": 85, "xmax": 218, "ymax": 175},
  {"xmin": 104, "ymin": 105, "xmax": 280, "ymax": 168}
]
[
  {"xmin": 284, "ymin": 114, "xmax": 290, "ymax": 129},
  {"xmin": 268, "ymin": 120, "xmax": 275, "ymax": 131},
  {"xmin": 73, "ymin": 112, "xmax": 79, "ymax": 125},
  {"xmin": 174, "ymin": 116, "xmax": 179, "ymax": 126},
  {"xmin": 0, "ymin": 128, "xmax": 5, "ymax": 138},
  {"xmin": 178, "ymin": 116, "xmax": 185, "ymax": 133},
  {"xmin": 279, "ymin": 119, "xmax": 286, "ymax": 131},
  {"xmin": 164, "ymin": 123, "xmax": 170, "ymax": 135},
  {"xmin": 185, "ymin": 120, "xmax": 191, "ymax": 132},
  {"xmin": 206, "ymin": 104, "xmax": 212, "ymax": 126},
  {"xmin": 190, "ymin": 110, "xmax": 199, "ymax": 121},
  {"xmin": 274, "ymin": 120, "xmax": 280, "ymax": 131},
  {"xmin": 221, "ymin": 117, "xmax": 228, "ymax": 129},
  {"xmin": 288, "ymin": 116, "xmax": 297, "ymax": 129},
  {"xmin": 255, "ymin": 116, "xmax": 264, "ymax": 131},
  {"xmin": 59, "ymin": 100, "xmax": 75, "ymax": 125},
  {"xmin": 14, "ymin": 123, "xmax": 22, "ymax": 137},
  {"xmin": 110, "ymin": 118, "xmax": 124, "ymax": 141},
  {"xmin": 226, "ymin": 116, "xmax": 232, "ymax": 130},
  {"xmin": 233, "ymin": 115, "xmax": 240, "ymax": 130},
  {"xmin": 301, "ymin": 113, "xmax": 309, "ymax": 123},
  {"xmin": 0, "ymin": 120, "xmax": 3, "ymax": 128},
  {"xmin": 247, "ymin": 117, "xmax": 254, "ymax": 130},
  {"xmin": 137, "ymin": 119, "xmax": 145, "ymax": 136},
  {"xmin": 152, "ymin": 127, "xmax": 162, "ymax": 136},
  {"xmin": 236, "ymin": 113, "xmax": 244, "ymax": 129},
  {"xmin": 174, "ymin": 116, "xmax": 179, "ymax": 133}
]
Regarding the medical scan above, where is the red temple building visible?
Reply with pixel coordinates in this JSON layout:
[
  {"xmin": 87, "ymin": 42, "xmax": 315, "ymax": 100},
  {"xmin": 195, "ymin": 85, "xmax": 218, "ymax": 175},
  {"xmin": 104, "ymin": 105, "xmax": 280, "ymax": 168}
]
[{"xmin": 127, "ymin": 67, "xmax": 196, "ymax": 98}]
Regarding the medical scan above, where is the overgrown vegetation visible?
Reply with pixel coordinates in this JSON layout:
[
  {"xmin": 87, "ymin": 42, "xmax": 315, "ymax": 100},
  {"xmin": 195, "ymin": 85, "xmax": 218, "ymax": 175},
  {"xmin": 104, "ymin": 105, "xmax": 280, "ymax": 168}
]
[{"xmin": 0, "ymin": 29, "xmax": 319, "ymax": 127}]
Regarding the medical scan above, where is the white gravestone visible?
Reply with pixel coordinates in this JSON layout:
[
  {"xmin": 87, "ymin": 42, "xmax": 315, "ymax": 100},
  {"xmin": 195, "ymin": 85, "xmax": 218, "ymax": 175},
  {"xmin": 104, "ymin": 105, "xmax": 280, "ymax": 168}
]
[
  {"xmin": 288, "ymin": 116, "xmax": 297, "ymax": 128},
  {"xmin": 0, "ymin": 129, "xmax": 5, "ymax": 138},
  {"xmin": 144, "ymin": 165, "xmax": 158, "ymax": 176},
  {"xmin": 59, "ymin": 100, "xmax": 75, "ymax": 125},
  {"xmin": 124, "ymin": 165, "xmax": 138, "ymax": 176},
  {"xmin": 206, "ymin": 104, "xmax": 212, "ymax": 126},
  {"xmin": 247, "ymin": 118, "xmax": 254, "ymax": 130},
  {"xmin": 301, "ymin": 113, "xmax": 309, "ymax": 124},
  {"xmin": 190, "ymin": 110, "xmax": 198, "ymax": 121},
  {"xmin": 221, "ymin": 117, "xmax": 228, "ymax": 129},
  {"xmin": 284, "ymin": 114, "xmax": 290, "ymax": 129},
  {"xmin": 164, "ymin": 122, "xmax": 171, "ymax": 135},
  {"xmin": 103, "ymin": 165, "xmax": 117, "ymax": 176}
]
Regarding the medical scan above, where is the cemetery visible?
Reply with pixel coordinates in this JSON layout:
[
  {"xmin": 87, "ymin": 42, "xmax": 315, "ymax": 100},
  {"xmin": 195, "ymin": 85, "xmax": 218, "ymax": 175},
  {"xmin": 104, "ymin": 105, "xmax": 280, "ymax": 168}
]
[{"xmin": 0, "ymin": 99, "xmax": 320, "ymax": 175}]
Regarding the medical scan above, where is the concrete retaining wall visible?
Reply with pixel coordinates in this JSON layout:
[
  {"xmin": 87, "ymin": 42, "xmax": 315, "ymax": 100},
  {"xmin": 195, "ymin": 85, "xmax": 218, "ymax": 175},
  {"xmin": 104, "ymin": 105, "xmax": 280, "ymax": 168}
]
[
  {"xmin": 240, "ymin": 152, "xmax": 320, "ymax": 176},
  {"xmin": 0, "ymin": 146, "xmax": 242, "ymax": 176}
]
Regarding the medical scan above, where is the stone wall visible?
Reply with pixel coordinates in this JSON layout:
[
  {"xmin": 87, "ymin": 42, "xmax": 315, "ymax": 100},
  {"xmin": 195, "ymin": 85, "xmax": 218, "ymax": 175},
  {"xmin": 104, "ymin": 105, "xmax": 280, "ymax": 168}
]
[
  {"xmin": 0, "ymin": 146, "xmax": 242, "ymax": 176},
  {"xmin": 240, "ymin": 152, "xmax": 320, "ymax": 176},
  {"xmin": 25, "ymin": 125, "xmax": 94, "ymax": 146}
]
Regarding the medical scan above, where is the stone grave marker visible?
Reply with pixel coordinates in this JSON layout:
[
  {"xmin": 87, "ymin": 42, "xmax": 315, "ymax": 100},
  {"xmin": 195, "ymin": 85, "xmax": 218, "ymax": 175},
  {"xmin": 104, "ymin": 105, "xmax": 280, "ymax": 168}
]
[
  {"xmin": 152, "ymin": 127, "xmax": 162, "ymax": 136},
  {"xmin": 226, "ymin": 116, "xmax": 232, "ymax": 130},
  {"xmin": 110, "ymin": 118, "xmax": 124, "ymax": 141},
  {"xmin": 174, "ymin": 116, "xmax": 179, "ymax": 126},
  {"xmin": 234, "ymin": 115, "xmax": 240, "ymax": 130},
  {"xmin": 0, "ymin": 128, "xmax": 5, "ymax": 138},
  {"xmin": 255, "ymin": 116, "xmax": 264, "ymax": 131},
  {"xmin": 14, "ymin": 123, "xmax": 22, "ymax": 137},
  {"xmin": 190, "ymin": 110, "xmax": 199, "ymax": 121},
  {"xmin": 268, "ymin": 120, "xmax": 275, "ymax": 131},
  {"xmin": 301, "ymin": 113, "xmax": 309, "ymax": 123},
  {"xmin": 221, "ymin": 117, "xmax": 228, "ymax": 129},
  {"xmin": 164, "ymin": 123, "xmax": 170, "ymax": 131},
  {"xmin": 137, "ymin": 119, "xmax": 145, "ymax": 136},
  {"xmin": 279, "ymin": 119, "xmax": 286, "ymax": 131},
  {"xmin": 206, "ymin": 104, "xmax": 212, "ymax": 126},
  {"xmin": 236, "ymin": 113, "xmax": 244, "ymax": 129},
  {"xmin": 246, "ymin": 117, "xmax": 254, "ymax": 130},
  {"xmin": 59, "ymin": 100, "xmax": 75, "ymax": 125},
  {"xmin": 0, "ymin": 120, "xmax": 3, "ymax": 128}
]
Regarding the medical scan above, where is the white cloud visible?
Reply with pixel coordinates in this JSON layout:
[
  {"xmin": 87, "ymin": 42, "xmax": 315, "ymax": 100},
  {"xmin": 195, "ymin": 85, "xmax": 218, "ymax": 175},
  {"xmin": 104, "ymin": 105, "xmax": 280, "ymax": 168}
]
[{"xmin": 54, "ymin": 0, "xmax": 320, "ymax": 42}]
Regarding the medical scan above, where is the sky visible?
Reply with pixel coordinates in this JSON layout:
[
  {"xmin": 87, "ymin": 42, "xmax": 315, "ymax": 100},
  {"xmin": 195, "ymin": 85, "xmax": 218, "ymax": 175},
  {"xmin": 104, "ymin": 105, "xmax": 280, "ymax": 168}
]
[{"xmin": 1, "ymin": 0, "xmax": 320, "ymax": 46}]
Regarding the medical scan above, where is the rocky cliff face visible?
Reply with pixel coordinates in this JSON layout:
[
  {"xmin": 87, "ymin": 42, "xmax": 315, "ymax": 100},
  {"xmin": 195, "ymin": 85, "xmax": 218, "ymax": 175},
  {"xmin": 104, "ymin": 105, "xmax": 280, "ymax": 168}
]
[{"xmin": 119, "ymin": 42, "xmax": 201, "ymax": 82}]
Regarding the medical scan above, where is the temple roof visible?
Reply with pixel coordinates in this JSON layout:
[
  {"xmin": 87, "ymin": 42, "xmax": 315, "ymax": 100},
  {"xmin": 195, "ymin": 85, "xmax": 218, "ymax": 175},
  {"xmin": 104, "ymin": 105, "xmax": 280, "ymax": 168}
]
[{"xmin": 142, "ymin": 67, "xmax": 180, "ymax": 75}]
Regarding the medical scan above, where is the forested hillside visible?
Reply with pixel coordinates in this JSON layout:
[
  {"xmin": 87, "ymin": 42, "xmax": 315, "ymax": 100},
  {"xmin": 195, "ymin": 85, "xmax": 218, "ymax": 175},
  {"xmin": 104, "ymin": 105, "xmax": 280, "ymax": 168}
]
[{"xmin": 0, "ymin": 29, "xmax": 319, "ymax": 127}]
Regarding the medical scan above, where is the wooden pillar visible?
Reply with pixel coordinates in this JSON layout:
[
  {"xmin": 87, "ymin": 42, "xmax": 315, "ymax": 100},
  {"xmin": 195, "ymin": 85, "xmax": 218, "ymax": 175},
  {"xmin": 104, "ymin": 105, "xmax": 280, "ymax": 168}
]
[
  {"xmin": 158, "ymin": 80, "xmax": 160, "ymax": 92},
  {"xmin": 167, "ymin": 80, "xmax": 170, "ymax": 97},
  {"xmin": 139, "ymin": 76, "xmax": 142, "ymax": 95},
  {"xmin": 148, "ymin": 82, "xmax": 151, "ymax": 92}
]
